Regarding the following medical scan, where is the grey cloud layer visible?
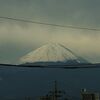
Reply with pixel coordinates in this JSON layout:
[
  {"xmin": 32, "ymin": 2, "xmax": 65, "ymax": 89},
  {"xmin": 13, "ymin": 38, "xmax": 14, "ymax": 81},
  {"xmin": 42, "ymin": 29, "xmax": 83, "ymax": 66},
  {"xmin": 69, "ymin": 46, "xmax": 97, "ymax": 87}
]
[
  {"xmin": 0, "ymin": 22, "xmax": 100, "ymax": 63},
  {"xmin": 0, "ymin": 0, "xmax": 100, "ymax": 63},
  {"xmin": 0, "ymin": 0, "xmax": 100, "ymax": 26}
]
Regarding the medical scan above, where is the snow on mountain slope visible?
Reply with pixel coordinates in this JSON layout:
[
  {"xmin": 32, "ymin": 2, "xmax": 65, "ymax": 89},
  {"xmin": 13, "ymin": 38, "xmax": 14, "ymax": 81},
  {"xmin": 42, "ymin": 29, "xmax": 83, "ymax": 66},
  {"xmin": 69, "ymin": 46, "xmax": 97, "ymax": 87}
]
[{"xmin": 20, "ymin": 43, "xmax": 88, "ymax": 65}]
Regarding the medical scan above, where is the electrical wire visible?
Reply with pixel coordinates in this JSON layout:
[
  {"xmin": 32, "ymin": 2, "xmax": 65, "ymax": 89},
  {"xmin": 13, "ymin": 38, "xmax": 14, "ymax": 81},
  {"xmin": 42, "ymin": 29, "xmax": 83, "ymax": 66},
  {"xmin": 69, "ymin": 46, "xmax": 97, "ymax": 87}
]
[{"xmin": 0, "ymin": 16, "xmax": 100, "ymax": 31}]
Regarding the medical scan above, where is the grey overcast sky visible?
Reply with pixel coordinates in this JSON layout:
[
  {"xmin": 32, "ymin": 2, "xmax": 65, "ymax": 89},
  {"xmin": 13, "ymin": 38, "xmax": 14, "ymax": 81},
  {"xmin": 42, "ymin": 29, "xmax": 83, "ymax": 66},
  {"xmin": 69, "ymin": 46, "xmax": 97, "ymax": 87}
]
[{"xmin": 0, "ymin": 0, "xmax": 100, "ymax": 64}]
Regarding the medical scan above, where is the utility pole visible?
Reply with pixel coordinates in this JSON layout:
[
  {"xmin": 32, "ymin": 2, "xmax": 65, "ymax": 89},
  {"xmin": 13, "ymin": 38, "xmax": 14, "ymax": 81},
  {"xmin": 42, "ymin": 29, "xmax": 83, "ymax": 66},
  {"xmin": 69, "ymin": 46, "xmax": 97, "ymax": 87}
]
[
  {"xmin": 49, "ymin": 80, "xmax": 65, "ymax": 100},
  {"xmin": 53, "ymin": 80, "xmax": 58, "ymax": 100},
  {"xmin": 39, "ymin": 81, "xmax": 66, "ymax": 100}
]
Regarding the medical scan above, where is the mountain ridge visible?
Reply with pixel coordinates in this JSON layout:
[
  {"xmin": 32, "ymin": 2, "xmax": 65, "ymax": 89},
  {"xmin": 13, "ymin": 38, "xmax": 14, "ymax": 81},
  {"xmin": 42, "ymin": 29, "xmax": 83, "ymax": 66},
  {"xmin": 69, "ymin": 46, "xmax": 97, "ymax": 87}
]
[{"xmin": 20, "ymin": 43, "xmax": 89, "ymax": 65}]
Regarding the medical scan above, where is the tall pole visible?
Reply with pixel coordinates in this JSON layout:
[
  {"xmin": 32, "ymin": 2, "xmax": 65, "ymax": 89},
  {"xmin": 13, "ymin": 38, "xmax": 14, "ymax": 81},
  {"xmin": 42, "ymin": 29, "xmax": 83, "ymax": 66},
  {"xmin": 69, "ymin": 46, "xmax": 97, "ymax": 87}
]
[
  {"xmin": 39, "ymin": 81, "xmax": 65, "ymax": 100},
  {"xmin": 53, "ymin": 80, "xmax": 58, "ymax": 100}
]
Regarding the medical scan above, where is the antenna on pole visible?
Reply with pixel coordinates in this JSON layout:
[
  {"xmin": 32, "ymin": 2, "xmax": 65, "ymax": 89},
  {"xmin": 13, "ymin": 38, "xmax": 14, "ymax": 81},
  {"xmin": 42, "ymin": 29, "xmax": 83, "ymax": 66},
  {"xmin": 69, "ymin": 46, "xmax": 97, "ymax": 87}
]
[
  {"xmin": 53, "ymin": 80, "xmax": 58, "ymax": 100},
  {"xmin": 49, "ymin": 80, "xmax": 66, "ymax": 100},
  {"xmin": 39, "ymin": 81, "xmax": 69, "ymax": 100}
]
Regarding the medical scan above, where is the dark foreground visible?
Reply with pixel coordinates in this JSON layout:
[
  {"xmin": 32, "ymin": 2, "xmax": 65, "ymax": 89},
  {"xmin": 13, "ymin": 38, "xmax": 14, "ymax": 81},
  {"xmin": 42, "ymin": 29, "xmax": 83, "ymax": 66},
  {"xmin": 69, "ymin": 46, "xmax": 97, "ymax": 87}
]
[{"xmin": 0, "ymin": 64, "xmax": 100, "ymax": 100}]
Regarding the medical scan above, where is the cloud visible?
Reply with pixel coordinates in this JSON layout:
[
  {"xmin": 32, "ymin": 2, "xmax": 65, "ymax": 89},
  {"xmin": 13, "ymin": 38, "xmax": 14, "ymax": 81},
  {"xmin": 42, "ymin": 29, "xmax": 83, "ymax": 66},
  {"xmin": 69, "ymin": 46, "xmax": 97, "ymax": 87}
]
[
  {"xmin": 0, "ymin": 22, "xmax": 100, "ymax": 63},
  {"xmin": 0, "ymin": 0, "xmax": 100, "ymax": 26},
  {"xmin": 0, "ymin": 0, "xmax": 100, "ymax": 63}
]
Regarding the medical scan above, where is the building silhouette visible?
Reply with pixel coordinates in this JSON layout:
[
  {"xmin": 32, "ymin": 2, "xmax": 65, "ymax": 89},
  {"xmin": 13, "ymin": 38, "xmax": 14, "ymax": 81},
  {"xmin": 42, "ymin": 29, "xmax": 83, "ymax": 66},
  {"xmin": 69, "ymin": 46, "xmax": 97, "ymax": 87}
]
[{"xmin": 81, "ymin": 89, "xmax": 99, "ymax": 100}]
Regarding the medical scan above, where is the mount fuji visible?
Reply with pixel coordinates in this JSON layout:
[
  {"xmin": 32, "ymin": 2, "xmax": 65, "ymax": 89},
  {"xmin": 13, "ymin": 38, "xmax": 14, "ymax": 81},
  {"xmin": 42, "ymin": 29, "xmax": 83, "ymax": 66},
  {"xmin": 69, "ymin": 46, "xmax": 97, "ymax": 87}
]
[{"xmin": 20, "ymin": 43, "xmax": 89, "ymax": 66}]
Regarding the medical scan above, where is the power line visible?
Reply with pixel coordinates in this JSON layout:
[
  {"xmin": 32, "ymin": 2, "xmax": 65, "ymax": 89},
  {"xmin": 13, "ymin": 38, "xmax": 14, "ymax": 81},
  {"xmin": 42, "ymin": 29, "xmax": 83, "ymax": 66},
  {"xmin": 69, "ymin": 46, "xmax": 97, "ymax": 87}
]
[{"xmin": 0, "ymin": 16, "xmax": 100, "ymax": 31}]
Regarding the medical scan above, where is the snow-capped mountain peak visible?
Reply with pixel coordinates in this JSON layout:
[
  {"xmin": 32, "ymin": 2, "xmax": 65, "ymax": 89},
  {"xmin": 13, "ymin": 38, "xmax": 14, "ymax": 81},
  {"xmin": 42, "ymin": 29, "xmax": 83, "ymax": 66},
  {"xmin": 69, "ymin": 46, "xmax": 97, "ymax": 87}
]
[{"xmin": 20, "ymin": 43, "xmax": 88, "ymax": 65}]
